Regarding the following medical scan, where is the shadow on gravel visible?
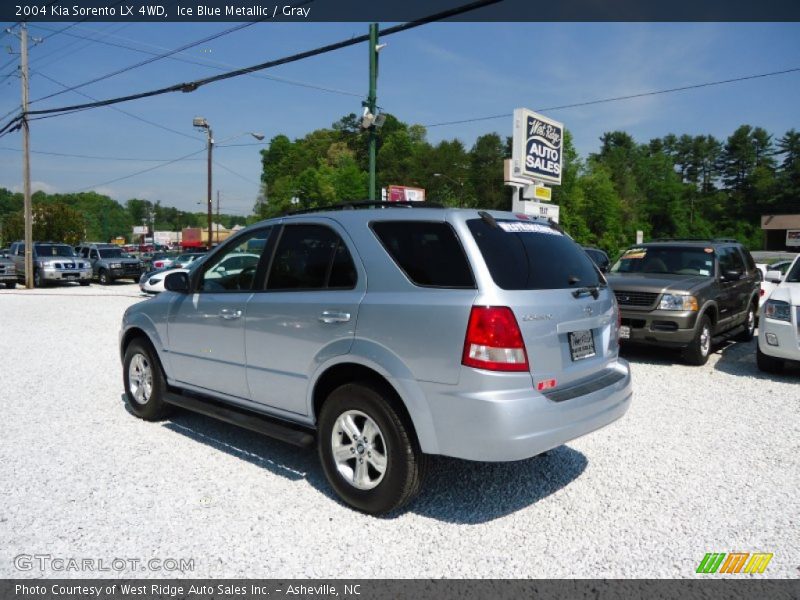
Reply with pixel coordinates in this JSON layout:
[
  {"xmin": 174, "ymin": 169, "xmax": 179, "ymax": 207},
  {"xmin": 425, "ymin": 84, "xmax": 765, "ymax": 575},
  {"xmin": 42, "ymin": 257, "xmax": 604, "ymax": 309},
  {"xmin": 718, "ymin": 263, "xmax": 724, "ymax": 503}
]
[
  {"xmin": 126, "ymin": 396, "xmax": 588, "ymax": 522},
  {"xmin": 714, "ymin": 338, "xmax": 800, "ymax": 380},
  {"xmin": 404, "ymin": 446, "xmax": 587, "ymax": 524},
  {"xmin": 619, "ymin": 344, "xmax": 685, "ymax": 366}
]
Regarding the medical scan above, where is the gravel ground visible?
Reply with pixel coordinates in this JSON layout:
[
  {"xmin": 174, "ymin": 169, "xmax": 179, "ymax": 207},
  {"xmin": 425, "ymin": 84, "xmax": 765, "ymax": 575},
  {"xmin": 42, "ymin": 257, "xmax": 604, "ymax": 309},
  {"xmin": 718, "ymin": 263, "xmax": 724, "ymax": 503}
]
[{"xmin": 1, "ymin": 283, "xmax": 798, "ymax": 579}]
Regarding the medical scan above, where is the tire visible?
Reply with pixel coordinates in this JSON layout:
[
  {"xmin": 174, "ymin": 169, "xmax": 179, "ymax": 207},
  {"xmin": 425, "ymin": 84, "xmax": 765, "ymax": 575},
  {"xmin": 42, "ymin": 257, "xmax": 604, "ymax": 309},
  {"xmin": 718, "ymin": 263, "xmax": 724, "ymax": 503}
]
[
  {"xmin": 756, "ymin": 345, "xmax": 784, "ymax": 374},
  {"xmin": 735, "ymin": 303, "xmax": 757, "ymax": 342},
  {"xmin": 318, "ymin": 381, "xmax": 427, "ymax": 515},
  {"xmin": 33, "ymin": 269, "xmax": 44, "ymax": 288},
  {"xmin": 122, "ymin": 338, "xmax": 173, "ymax": 421},
  {"xmin": 5, "ymin": 281, "xmax": 15, "ymax": 289},
  {"xmin": 98, "ymin": 269, "xmax": 112, "ymax": 285},
  {"xmin": 682, "ymin": 315, "xmax": 713, "ymax": 366}
]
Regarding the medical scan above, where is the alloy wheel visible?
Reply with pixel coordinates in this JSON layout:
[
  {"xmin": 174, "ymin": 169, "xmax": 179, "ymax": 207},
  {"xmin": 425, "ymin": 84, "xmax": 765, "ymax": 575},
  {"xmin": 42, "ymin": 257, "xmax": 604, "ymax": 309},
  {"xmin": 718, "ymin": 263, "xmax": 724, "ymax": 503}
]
[{"xmin": 331, "ymin": 410, "xmax": 388, "ymax": 490}]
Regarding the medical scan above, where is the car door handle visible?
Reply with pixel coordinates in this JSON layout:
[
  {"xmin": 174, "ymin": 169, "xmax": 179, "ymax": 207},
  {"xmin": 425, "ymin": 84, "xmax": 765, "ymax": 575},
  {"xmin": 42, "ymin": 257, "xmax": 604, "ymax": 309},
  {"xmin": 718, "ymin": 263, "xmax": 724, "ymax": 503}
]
[
  {"xmin": 318, "ymin": 310, "xmax": 351, "ymax": 324},
  {"xmin": 219, "ymin": 309, "xmax": 243, "ymax": 320}
]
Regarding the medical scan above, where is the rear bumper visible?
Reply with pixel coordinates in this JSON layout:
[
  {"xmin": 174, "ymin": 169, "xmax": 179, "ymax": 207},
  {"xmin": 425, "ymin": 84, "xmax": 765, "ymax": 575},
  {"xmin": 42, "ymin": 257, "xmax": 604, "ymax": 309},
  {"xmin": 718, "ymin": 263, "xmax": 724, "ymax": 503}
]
[
  {"xmin": 422, "ymin": 360, "xmax": 632, "ymax": 462},
  {"xmin": 619, "ymin": 308, "xmax": 698, "ymax": 347}
]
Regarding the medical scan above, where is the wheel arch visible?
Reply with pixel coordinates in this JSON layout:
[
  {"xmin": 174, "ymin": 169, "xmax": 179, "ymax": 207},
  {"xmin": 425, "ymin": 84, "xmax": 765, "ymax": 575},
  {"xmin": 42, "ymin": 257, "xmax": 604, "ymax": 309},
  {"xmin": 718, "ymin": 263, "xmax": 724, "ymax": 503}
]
[
  {"xmin": 119, "ymin": 322, "xmax": 169, "ymax": 379},
  {"xmin": 700, "ymin": 301, "xmax": 718, "ymax": 326},
  {"xmin": 308, "ymin": 349, "xmax": 439, "ymax": 455}
]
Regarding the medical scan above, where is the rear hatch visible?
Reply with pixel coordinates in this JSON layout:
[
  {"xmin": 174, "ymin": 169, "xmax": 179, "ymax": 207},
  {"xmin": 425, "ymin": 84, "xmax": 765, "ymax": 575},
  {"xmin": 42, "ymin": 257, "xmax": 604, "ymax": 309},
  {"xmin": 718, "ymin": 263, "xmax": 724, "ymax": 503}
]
[{"xmin": 465, "ymin": 216, "xmax": 618, "ymax": 388}]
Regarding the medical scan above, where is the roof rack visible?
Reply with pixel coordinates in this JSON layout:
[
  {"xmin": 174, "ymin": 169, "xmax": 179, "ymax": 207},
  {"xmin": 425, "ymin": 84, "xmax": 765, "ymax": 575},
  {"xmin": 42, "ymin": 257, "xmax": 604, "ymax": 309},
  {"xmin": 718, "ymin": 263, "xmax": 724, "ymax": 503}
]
[{"xmin": 285, "ymin": 200, "xmax": 444, "ymax": 216}]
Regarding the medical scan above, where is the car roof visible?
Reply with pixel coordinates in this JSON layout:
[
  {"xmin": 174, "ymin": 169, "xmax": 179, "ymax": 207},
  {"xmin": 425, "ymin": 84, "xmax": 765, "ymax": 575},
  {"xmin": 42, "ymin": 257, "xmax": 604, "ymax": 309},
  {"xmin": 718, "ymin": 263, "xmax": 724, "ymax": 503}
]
[
  {"xmin": 628, "ymin": 240, "xmax": 741, "ymax": 249},
  {"xmin": 247, "ymin": 206, "xmax": 557, "ymax": 230}
]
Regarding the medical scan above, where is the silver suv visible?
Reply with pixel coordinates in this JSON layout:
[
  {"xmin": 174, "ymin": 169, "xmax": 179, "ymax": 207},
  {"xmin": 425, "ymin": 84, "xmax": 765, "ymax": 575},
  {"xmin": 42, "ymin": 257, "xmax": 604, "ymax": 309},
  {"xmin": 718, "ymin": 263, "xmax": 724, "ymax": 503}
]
[
  {"xmin": 9, "ymin": 241, "xmax": 92, "ymax": 287},
  {"xmin": 120, "ymin": 205, "xmax": 632, "ymax": 514}
]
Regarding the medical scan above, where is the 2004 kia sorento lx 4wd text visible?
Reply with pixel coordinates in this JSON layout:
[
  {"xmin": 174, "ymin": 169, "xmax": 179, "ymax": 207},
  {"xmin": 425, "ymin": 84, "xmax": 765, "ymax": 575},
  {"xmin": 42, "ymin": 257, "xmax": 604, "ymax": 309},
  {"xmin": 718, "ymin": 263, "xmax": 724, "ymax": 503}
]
[{"xmin": 119, "ymin": 204, "xmax": 632, "ymax": 514}]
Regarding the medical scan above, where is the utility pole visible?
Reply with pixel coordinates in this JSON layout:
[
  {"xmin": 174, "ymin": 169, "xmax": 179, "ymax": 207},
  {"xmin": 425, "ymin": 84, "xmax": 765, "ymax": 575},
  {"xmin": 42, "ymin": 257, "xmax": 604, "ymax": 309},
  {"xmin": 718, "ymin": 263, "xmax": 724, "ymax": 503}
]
[
  {"xmin": 206, "ymin": 128, "xmax": 213, "ymax": 248},
  {"xmin": 367, "ymin": 23, "xmax": 378, "ymax": 201},
  {"xmin": 216, "ymin": 190, "xmax": 220, "ymax": 244},
  {"xmin": 20, "ymin": 24, "xmax": 33, "ymax": 288}
]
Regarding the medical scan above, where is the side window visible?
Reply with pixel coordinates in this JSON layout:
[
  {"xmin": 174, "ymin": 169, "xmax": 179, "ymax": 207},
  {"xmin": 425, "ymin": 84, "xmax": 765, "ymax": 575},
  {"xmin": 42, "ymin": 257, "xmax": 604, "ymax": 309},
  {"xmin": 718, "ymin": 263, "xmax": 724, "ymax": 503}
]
[
  {"xmin": 728, "ymin": 247, "xmax": 745, "ymax": 272},
  {"xmin": 371, "ymin": 221, "xmax": 475, "ymax": 288},
  {"xmin": 267, "ymin": 224, "xmax": 356, "ymax": 291},
  {"xmin": 90, "ymin": 249, "xmax": 99, "ymax": 260},
  {"xmin": 199, "ymin": 227, "xmax": 272, "ymax": 292},
  {"xmin": 741, "ymin": 248, "xmax": 756, "ymax": 273},
  {"xmin": 718, "ymin": 247, "xmax": 744, "ymax": 275},
  {"xmin": 15, "ymin": 244, "xmax": 24, "ymax": 256},
  {"xmin": 81, "ymin": 248, "xmax": 91, "ymax": 259}
]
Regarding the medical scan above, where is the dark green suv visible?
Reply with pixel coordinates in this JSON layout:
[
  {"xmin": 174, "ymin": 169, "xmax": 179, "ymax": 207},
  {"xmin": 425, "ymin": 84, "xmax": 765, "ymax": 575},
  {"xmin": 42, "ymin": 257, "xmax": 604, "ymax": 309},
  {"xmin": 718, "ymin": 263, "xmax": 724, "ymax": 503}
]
[{"xmin": 606, "ymin": 239, "xmax": 760, "ymax": 365}]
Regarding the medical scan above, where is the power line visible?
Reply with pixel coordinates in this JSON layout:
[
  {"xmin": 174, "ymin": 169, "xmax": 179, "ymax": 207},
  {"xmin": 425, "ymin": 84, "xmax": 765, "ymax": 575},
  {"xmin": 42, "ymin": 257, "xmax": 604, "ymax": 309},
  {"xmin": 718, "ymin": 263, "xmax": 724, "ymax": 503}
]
[
  {"xmin": 29, "ymin": 22, "xmax": 364, "ymax": 98},
  {"xmin": 78, "ymin": 147, "xmax": 207, "ymax": 191},
  {"xmin": 34, "ymin": 70, "xmax": 202, "ymax": 141},
  {"xmin": 424, "ymin": 66, "xmax": 800, "ymax": 127},
  {"xmin": 0, "ymin": 145, "xmax": 204, "ymax": 162},
  {"xmin": 213, "ymin": 159, "xmax": 261, "ymax": 186},
  {"xmin": 28, "ymin": 19, "xmax": 268, "ymax": 105},
  {"xmin": 29, "ymin": 23, "xmax": 133, "ymax": 71},
  {"xmin": 13, "ymin": 0, "xmax": 500, "ymax": 122}
]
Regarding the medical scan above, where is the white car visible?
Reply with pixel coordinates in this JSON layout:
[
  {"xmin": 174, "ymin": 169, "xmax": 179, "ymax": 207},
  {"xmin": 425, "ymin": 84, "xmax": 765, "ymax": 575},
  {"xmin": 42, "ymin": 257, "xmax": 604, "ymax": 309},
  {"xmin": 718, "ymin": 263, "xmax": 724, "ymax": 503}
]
[
  {"xmin": 139, "ymin": 252, "xmax": 257, "ymax": 294},
  {"xmin": 757, "ymin": 259, "xmax": 795, "ymax": 308},
  {"xmin": 140, "ymin": 267, "xmax": 188, "ymax": 294},
  {"xmin": 757, "ymin": 256, "xmax": 800, "ymax": 373}
]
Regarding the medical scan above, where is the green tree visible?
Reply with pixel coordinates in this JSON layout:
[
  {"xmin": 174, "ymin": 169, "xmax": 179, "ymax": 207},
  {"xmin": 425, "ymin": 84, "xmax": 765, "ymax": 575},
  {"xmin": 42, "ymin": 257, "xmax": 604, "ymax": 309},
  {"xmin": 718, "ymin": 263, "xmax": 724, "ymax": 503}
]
[{"xmin": 3, "ymin": 202, "xmax": 85, "ymax": 244}]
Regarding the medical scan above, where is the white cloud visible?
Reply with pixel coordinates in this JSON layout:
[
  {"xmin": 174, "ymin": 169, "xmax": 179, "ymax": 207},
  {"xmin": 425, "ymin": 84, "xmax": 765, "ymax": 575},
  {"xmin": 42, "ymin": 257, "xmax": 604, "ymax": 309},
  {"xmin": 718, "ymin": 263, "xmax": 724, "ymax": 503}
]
[{"xmin": 11, "ymin": 180, "xmax": 58, "ymax": 194}]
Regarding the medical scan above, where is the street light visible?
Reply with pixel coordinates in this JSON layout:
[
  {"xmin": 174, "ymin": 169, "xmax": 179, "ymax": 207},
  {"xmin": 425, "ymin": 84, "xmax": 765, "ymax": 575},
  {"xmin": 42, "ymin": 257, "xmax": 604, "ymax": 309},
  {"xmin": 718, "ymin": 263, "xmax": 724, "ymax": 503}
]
[
  {"xmin": 193, "ymin": 117, "xmax": 213, "ymax": 250},
  {"xmin": 192, "ymin": 119, "xmax": 264, "ymax": 249}
]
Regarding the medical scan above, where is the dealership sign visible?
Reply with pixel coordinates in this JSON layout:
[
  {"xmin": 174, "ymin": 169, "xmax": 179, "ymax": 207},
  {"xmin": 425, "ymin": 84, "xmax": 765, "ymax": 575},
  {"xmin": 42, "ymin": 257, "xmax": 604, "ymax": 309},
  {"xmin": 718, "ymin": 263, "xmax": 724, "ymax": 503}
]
[
  {"xmin": 512, "ymin": 108, "xmax": 563, "ymax": 185},
  {"xmin": 787, "ymin": 230, "xmax": 800, "ymax": 247},
  {"xmin": 385, "ymin": 185, "xmax": 426, "ymax": 202}
]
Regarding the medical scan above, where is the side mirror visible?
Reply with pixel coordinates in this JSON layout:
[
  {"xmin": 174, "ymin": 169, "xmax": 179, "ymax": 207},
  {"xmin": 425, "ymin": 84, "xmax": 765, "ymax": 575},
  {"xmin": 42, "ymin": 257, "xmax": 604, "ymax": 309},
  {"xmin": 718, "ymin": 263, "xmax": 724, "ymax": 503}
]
[
  {"xmin": 765, "ymin": 270, "xmax": 783, "ymax": 284},
  {"xmin": 722, "ymin": 269, "xmax": 742, "ymax": 281},
  {"xmin": 164, "ymin": 271, "xmax": 190, "ymax": 293}
]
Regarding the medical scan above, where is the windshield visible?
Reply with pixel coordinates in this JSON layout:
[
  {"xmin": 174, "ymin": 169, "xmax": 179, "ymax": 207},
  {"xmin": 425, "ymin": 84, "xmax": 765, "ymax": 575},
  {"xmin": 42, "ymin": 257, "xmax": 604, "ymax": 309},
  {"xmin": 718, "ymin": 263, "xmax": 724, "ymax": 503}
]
[
  {"xmin": 35, "ymin": 244, "xmax": 75, "ymax": 257},
  {"xmin": 611, "ymin": 246, "xmax": 714, "ymax": 277},
  {"xmin": 468, "ymin": 218, "xmax": 601, "ymax": 290},
  {"xmin": 785, "ymin": 259, "xmax": 800, "ymax": 283},
  {"xmin": 98, "ymin": 248, "xmax": 123, "ymax": 259}
]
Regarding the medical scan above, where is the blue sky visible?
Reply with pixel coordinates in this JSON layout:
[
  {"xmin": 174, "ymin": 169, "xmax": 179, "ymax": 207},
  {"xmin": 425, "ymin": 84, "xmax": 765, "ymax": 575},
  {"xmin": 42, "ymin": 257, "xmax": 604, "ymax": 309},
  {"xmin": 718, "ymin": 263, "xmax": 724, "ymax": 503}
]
[{"xmin": 0, "ymin": 21, "xmax": 798, "ymax": 216}]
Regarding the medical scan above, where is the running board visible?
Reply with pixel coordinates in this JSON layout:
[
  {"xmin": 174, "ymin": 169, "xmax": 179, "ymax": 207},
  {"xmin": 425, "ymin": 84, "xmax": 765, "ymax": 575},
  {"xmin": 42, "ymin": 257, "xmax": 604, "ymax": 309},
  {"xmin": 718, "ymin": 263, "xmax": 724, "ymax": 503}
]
[
  {"xmin": 164, "ymin": 391, "xmax": 315, "ymax": 448},
  {"xmin": 711, "ymin": 323, "xmax": 746, "ymax": 345}
]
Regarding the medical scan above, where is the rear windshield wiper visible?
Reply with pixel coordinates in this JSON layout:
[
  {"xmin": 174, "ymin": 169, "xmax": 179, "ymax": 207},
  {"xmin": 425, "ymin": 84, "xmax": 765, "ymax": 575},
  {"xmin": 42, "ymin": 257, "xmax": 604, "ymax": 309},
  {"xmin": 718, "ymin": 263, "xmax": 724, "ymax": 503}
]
[{"xmin": 572, "ymin": 285, "xmax": 602, "ymax": 299}]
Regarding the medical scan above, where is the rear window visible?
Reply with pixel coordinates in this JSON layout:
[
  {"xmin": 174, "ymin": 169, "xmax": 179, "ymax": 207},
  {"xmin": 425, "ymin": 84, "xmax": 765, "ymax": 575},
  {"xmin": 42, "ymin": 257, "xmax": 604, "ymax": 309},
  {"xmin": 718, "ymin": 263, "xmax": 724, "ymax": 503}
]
[
  {"xmin": 371, "ymin": 221, "xmax": 475, "ymax": 288},
  {"xmin": 467, "ymin": 219, "xmax": 601, "ymax": 290}
]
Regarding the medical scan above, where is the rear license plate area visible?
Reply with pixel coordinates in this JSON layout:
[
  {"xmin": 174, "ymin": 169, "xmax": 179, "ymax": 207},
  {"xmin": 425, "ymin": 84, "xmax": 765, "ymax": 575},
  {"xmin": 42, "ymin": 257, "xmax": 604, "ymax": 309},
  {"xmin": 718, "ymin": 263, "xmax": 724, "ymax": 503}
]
[{"xmin": 569, "ymin": 329, "xmax": 596, "ymax": 361}]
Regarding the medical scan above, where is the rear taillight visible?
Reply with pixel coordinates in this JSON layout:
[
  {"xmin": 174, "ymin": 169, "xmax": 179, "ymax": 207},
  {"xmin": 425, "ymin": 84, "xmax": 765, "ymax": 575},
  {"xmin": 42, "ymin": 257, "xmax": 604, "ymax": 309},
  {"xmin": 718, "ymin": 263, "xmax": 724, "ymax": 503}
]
[
  {"xmin": 760, "ymin": 288, "xmax": 765, "ymax": 297},
  {"xmin": 462, "ymin": 306, "xmax": 529, "ymax": 372}
]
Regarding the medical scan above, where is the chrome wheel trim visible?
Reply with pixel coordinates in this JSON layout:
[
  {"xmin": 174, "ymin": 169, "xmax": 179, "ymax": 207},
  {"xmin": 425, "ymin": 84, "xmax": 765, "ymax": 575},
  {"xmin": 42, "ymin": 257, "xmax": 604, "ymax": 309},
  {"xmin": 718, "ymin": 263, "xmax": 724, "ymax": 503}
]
[
  {"xmin": 700, "ymin": 325, "xmax": 711, "ymax": 356},
  {"xmin": 331, "ymin": 409, "xmax": 387, "ymax": 490},
  {"xmin": 128, "ymin": 352, "xmax": 153, "ymax": 405}
]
